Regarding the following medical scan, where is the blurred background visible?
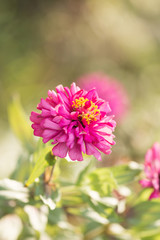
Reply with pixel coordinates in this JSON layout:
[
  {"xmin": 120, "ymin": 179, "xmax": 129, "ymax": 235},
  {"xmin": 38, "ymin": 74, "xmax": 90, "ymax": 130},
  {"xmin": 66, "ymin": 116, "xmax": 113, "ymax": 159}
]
[{"xmin": 1, "ymin": 0, "xmax": 160, "ymax": 177}]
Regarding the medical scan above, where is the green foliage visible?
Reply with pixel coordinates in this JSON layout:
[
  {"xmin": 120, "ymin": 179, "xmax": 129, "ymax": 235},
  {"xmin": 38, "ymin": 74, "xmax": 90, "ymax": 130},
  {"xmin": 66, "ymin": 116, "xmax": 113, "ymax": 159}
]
[
  {"xmin": 2, "ymin": 99, "xmax": 160, "ymax": 240},
  {"xmin": 57, "ymin": 156, "xmax": 95, "ymax": 185},
  {"xmin": 8, "ymin": 97, "xmax": 34, "ymax": 151},
  {"xmin": 0, "ymin": 178, "xmax": 29, "ymax": 203},
  {"xmin": 2, "ymin": 0, "xmax": 160, "ymax": 238},
  {"xmin": 127, "ymin": 200, "xmax": 160, "ymax": 238},
  {"xmin": 25, "ymin": 146, "xmax": 56, "ymax": 186},
  {"xmin": 110, "ymin": 163, "xmax": 141, "ymax": 185},
  {"xmin": 87, "ymin": 168, "xmax": 117, "ymax": 197}
]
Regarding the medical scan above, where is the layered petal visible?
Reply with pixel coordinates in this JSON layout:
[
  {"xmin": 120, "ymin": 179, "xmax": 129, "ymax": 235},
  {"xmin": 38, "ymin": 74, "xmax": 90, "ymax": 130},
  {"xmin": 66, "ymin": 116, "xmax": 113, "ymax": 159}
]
[
  {"xmin": 52, "ymin": 143, "xmax": 68, "ymax": 158},
  {"xmin": 30, "ymin": 82, "xmax": 116, "ymax": 161},
  {"xmin": 140, "ymin": 142, "xmax": 160, "ymax": 200}
]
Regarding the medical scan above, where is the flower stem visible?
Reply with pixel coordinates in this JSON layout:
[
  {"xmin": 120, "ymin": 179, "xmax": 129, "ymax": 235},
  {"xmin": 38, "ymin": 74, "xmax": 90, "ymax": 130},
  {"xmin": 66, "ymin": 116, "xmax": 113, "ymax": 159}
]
[
  {"xmin": 43, "ymin": 164, "xmax": 56, "ymax": 196},
  {"xmin": 47, "ymin": 164, "xmax": 55, "ymax": 184}
]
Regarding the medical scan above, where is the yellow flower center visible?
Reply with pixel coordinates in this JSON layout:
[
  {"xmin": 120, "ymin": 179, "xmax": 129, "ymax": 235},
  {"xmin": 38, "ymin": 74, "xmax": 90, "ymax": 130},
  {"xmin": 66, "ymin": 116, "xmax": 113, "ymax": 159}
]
[
  {"xmin": 72, "ymin": 97, "xmax": 100, "ymax": 125},
  {"xmin": 72, "ymin": 97, "xmax": 89, "ymax": 108}
]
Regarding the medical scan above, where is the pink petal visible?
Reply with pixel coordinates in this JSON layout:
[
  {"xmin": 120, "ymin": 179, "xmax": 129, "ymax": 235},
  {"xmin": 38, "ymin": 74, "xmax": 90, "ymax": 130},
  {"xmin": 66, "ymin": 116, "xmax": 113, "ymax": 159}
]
[
  {"xmin": 139, "ymin": 179, "xmax": 152, "ymax": 188},
  {"xmin": 56, "ymin": 132, "xmax": 67, "ymax": 142},
  {"xmin": 34, "ymin": 129, "xmax": 43, "ymax": 136},
  {"xmin": 154, "ymin": 159, "xmax": 160, "ymax": 173},
  {"xmin": 59, "ymin": 118, "xmax": 71, "ymax": 127},
  {"xmin": 42, "ymin": 119, "xmax": 61, "ymax": 130},
  {"xmin": 95, "ymin": 141, "xmax": 111, "ymax": 155},
  {"xmin": 70, "ymin": 82, "xmax": 81, "ymax": 96},
  {"xmin": 56, "ymin": 84, "xmax": 65, "ymax": 93},
  {"xmin": 85, "ymin": 89, "xmax": 98, "ymax": 100},
  {"xmin": 66, "ymin": 130, "xmax": 75, "ymax": 148},
  {"xmin": 145, "ymin": 149, "xmax": 152, "ymax": 164},
  {"xmin": 56, "ymin": 87, "xmax": 70, "ymax": 108},
  {"xmin": 99, "ymin": 102, "xmax": 111, "ymax": 114},
  {"xmin": 42, "ymin": 129, "xmax": 59, "ymax": 143},
  {"xmin": 64, "ymin": 86, "xmax": 72, "ymax": 99},
  {"xmin": 152, "ymin": 142, "xmax": 160, "ymax": 160},
  {"xmin": 58, "ymin": 105, "xmax": 70, "ymax": 118},
  {"xmin": 77, "ymin": 136, "xmax": 86, "ymax": 153},
  {"xmin": 149, "ymin": 190, "xmax": 160, "ymax": 200},
  {"xmin": 152, "ymin": 178, "xmax": 159, "ymax": 191},
  {"xmin": 52, "ymin": 116, "xmax": 62, "ymax": 124},
  {"xmin": 41, "ymin": 109, "xmax": 52, "ymax": 117},
  {"xmin": 85, "ymin": 143, "xmax": 101, "ymax": 161},
  {"xmin": 48, "ymin": 90, "xmax": 58, "ymax": 104},
  {"xmin": 69, "ymin": 144, "xmax": 83, "ymax": 161},
  {"xmin": 37, "ymin": 98, "xmax": 51, "ymax": 110},
  {"xmin": 30, "ymin": 112, "xmax": 42, "ymax": 124},
  {"xmin": 52, "ymin": 143, "xmax": 68, "ymax": 158}
]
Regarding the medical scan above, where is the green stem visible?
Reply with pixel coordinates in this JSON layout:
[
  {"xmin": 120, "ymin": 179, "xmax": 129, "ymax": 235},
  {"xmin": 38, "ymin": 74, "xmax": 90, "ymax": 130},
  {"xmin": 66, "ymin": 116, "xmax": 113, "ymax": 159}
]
[
  {"xmin": 47, "ymin": 164, "xmax": 55, "ymax": 184},
  {"xmin": 44, "ymin": 164, "xmax": 55, "ymax": 197}
]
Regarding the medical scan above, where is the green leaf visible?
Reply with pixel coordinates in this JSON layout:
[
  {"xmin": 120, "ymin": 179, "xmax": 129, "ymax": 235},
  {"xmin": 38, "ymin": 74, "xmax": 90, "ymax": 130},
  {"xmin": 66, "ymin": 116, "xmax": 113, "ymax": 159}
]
[
  {"xmin": 110, "ymin": 162, "xmax": 141, "ymax": 185},
  {"xmin": 8, "ymin": 97, "xmax": 34, "ymax": 151},
  {"xmin": 127, "ymin": 200, "xmax": 160, "ymax": 238},
  {"xmin": 84, "ymin": 221, "xmax": 102, "ymax": 235},
  {"xmin": 48, "ymin": 208, "xmax": 66, "ymax": 225},
  {"xmin": 25, "ymin": 147, "xmax": 55, "ymax": 186},
  {"xmin": 40, "ymin": 195, "xmax": 56, "ymax": 210},
  {"xmin": 87, "ymin": 168, "xmax": 117, "ymax": 197},
  {"xmin": 70, "ymin": 207, "xmax": 109, "ymax": 225},
  {"xmin": 134, "ymin": 188, "xmax": 153, "ymax": 205},
  {"xmin": 0, "ymin": 179, "xmax": 29, "ymax": 203},
  {"xmin": 61, "ymin": 187, "xmax": 83, "ymax": 206},
  {"xmin": 142, "ymin": 233, "xmax": 160, "ymax": 240},
  {"xmin": 58, "ymin": 156, "xmax": 95, "ymax": 184},
  {"xmin": 40, "ymin": 188, "xmax": 61, "ymax": 210},
  {"xmin": 31, "ymin": 139, "xmax": 45, "ymax": 164},
  {"xmin": 10, "ymin": 154, "xmax": 32, "ymax": 182},
  {"xmin": 76, "ymin": 157, "xmax": 96, "ymax": 186}
]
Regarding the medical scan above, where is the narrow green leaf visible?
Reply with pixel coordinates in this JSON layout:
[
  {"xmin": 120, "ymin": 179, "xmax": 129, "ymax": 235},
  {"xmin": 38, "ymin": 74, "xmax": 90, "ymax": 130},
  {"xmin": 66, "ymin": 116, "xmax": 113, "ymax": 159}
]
[
  {"xmin": 25, "ymin": 147, "xmax": 55, "ymax": 186},
  {"xmin": 8, "ymin": 97, "xmax": 34, "ymax": 150}
]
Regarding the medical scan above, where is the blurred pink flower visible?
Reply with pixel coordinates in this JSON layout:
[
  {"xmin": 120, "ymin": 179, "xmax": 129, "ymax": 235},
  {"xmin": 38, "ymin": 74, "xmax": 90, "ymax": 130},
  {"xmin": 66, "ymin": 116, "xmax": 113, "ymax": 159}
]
[
  {"xmin": 140, "ymin": 142, "xmax": 160, "ymax": 199},
  {"xmin": 77, "ymin": 73, "xmax": 129, "ymax": 122},
  {"xmin": 30, "ymin": 83, "xmax": 116, "ymax": 161}
]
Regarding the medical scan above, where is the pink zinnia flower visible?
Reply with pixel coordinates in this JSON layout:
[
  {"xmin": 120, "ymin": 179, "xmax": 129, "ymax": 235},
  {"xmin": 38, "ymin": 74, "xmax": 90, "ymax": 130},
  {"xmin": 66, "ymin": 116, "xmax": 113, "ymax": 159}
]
[
  {"xmin": 140, "ymin": 142, "xmax": 160, "ymax": 199},
  {"xmin": 30, "ymin": 83, "xmax": 116, "ymax": 161},
  {"xmin": 77, "ymin": 73, "xmax": 129, "ymax": 122}
]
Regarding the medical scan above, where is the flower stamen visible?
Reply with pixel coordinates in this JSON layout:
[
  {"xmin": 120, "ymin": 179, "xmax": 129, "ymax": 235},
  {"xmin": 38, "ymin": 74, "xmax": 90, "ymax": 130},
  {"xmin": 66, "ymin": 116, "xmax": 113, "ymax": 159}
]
[
  {"xmin": 72, "ymin": 97, "xmax": 89, "ymax": 108},
  {"xmin": 72, "ymin": 97, "xmax": 100, "ymax": 125}
]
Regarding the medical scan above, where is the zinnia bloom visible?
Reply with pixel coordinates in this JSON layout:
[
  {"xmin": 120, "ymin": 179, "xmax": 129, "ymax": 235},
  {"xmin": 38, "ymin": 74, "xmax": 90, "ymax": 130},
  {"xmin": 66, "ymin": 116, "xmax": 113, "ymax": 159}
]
[
  {"xmin": 140, "ymin": 142, "xmax": 160, "ymax": 199},
  {"xmin": 77, "ymin": 73, "xmax": 129, "ymax": 122},
  {"xmin": 30, "ymin": 83, "xmax": 116, "ymax": 161}
]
